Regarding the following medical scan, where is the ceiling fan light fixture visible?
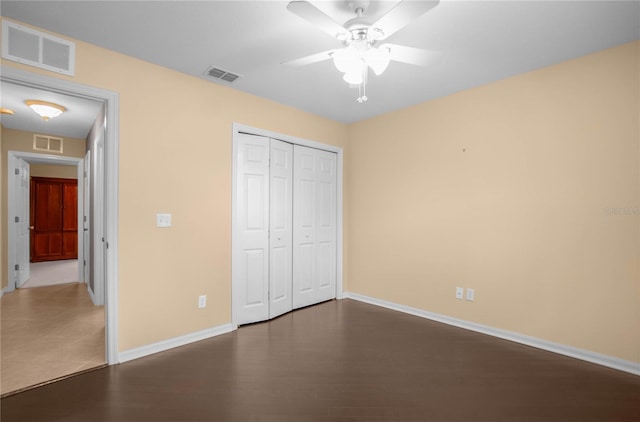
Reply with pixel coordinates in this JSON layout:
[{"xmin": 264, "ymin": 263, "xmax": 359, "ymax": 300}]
[
  {"xmin": 332, "ymin": 47, "xmax": 361, "ymax": 74},
  {"xmin": 365, "ymin": 46, "xmax": 391, "ymax": 76},
  {"xmin": 25, "ymin": 100, "xmax": 66, "ymax": 121},
  {"xmin": 343, "ymin": 68, "xmax": 364, "ymax": 85}
]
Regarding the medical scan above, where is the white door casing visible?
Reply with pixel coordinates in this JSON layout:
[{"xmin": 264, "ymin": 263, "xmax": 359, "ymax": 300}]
[
  {"xmin": 269, "ymin": 139, "xmax": 293, "ymax": 319},
  {"xmin": 233, "ymin": 133, "xmax": 271, "ymax": 325}
]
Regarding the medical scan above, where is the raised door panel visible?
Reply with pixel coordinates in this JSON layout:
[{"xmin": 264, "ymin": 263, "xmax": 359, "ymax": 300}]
[
  {"xmin": 62, "ymin": 183, "xmax": 77, "ymax": 231},
  {"xmin": 62, "ymin": 182, "xmax": 78, "ymax": 259}
]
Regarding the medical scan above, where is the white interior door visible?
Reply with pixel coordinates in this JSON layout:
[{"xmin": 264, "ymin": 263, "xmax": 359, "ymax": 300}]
[
  {"xmin": 269, "ymin": 139, "xmax": 293, "ymax": 319},
  {"xmin": 315, "ymin": 149, "xmax": 337, "ymax": 302},
  {"xmin": 15, "ymin": 156, "xmax": 30, "ymax": 288},
  {"xmin": 292, "ymin": 146, "xmax": 337, "ymax": 308},
  {"xmin": 233, "ymin": 133, "xmax": 270, "ymax": 324},
  {"xmin": 292, "ymin": 146, "xmax": 317, "ymax": 308},
  {"xmin": 83, "ymin": 150, "xmax": 91, "ymax": 286}
]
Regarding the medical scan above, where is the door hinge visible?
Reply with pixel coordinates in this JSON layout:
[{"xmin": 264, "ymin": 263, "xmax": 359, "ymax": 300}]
[
  {"xmin": 15, "ymin": 216, "xmax": 19, "ymax": 223},
  {"xmin": 106, "ymin": 242, "xmax": 109, "ymax": 249},
  {"xmin": 83, "ymin": 259, "xmax": 86, "ymax": 266},
  {"xmin": 84, "ymin": 216, "xmax": 87, "ymax": 222},
  {"xmin": 14, "ymin": 168, "xmax": 19, "ymax": 175},
  {"xmin": 15, "ymin": 264, "xmax": 19, "ymax": 271}
]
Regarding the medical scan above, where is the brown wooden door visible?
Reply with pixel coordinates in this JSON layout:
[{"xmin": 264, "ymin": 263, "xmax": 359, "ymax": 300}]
[{"xmin": 30, "ymin": 177, "xmax": 78, "ymax": 262}]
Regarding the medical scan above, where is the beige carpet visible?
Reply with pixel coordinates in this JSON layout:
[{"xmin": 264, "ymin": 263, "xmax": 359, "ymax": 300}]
[
  {"xmin": 0, "ymin": 283, "xmax": 105, "ymax": 395},
  {"xmin": 22, "ymin": 260, "xmax": 79, "ymax": 288}
]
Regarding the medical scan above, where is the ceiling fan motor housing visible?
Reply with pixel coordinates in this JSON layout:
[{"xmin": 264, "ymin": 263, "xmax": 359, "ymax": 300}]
[{"xmin": 347, "ymin": 0, "xmax": 371, "ymax": 15}]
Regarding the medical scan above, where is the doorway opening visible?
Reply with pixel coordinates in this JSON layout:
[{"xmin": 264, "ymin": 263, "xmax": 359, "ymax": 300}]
[{"xmin": 1, "ymin": 66, "xmax": 119, "ymax": 388}]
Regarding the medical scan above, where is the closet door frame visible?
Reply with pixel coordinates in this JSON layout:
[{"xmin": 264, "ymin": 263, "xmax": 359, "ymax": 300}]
[{"xmin": 231, "ymin": 123, "xmax": 344, "ymax": 328}]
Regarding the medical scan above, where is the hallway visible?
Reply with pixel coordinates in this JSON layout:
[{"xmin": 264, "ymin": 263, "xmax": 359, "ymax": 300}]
[{"xmin": 1, "ymin": 282, "xmax": 105, "ymax": 396}]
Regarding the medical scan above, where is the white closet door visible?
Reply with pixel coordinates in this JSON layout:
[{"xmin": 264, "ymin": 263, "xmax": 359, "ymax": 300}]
[
  {"xmin": 234, "ymin": 133, "xmax": 270, "ymax": 325},
  {"xmin": 269, "ymin": 139, "xmax": 293, "ymax": 319},
  {"xmin": 315, "ymin": 149, "xmax": 337, "ymax": 302},
  {"xmin": 292, "ymin": 146, "xmax": 337, "ymax": 308},
  {"xmin": 292, "ymin": 146, "xmax": 317, "ymax": 308}
]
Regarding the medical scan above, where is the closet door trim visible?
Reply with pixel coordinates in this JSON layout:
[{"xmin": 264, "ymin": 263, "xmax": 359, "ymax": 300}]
[{"xmin": 231, "ymin": 123, "xmax": 343, "ymax": 328}]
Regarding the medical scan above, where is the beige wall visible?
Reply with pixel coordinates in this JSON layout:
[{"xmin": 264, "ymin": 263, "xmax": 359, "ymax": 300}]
[
  {"xmin": 1, "ymin": 17, "xmax": 637, "ymax": 365},
  {"xmin": 29, "ymin": 164, "xmax": 78, "ymax": 179},
  {"xmin": 347, "ymin": 41, "xmax": 640, "ymax": 363},
  {"xmin": 1, "ymin": 126, "xmax": 85, "ymax": 290},
  {"xmin": 0, "ymin": 18, "xmax": 349, "ymax": 351}
]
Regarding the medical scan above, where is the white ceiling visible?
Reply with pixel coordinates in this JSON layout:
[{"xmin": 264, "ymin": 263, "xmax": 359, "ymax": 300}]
[
  {"xmin": 0, "ymin": 81, "xmax": 104, "ymax": 139},
  {"xmin": 1, "ymin": 1, "xmax": 639, "ymax": 124}
]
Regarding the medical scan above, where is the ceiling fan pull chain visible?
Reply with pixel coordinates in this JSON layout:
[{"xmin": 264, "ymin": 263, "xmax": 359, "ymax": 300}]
[{"xmin": 362, "ymin": 66, "xmax": 368, "ymax": 102}]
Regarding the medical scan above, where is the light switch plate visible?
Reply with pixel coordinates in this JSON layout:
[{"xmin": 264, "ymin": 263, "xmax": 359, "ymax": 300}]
[
  {"xmin": 157, "ymin": 213, "xmax": 172, "ymax": 227},
  {"xmin": 466, "ymin": 288, "xmax": 475, "ymax": 301}
]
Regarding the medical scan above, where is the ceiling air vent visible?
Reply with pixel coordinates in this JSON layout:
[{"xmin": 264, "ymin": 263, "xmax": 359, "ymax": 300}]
[
  {"xmin": 204, "ymin": 66, "xmax": 240, "ymax": 83},
  {"xmin": 2, "ymin": 21, "xmax": 75, "ymax": 76}
]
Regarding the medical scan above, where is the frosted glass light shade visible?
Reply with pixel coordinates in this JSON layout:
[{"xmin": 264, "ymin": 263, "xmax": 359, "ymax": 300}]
[
  {"xmin": 25, "ymin": 100, "xmax": 66, "ymax": 121},
  {"xmin": 343, "ymin": 69, "xmax": 363, "ymax": 85},
  {"xmin": 365, "ymin": 47, "xmax": 391, "ymax": 76},
  {"xmin": 333, "ymin": 47, "xmax": 361, "ymax": 74}
]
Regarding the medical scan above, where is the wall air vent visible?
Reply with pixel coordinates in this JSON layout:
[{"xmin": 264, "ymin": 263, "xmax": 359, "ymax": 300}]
[
  {"xmin": 204, "ymin": 66, "xmax": 240, "ymax": 83},
  {"xmin": 2, "ymin": 21, "xmax": 75, "ymax": 76},
  {"xmin": 33, "ymin": 134, "xmax": 64, "ymax": 154}
]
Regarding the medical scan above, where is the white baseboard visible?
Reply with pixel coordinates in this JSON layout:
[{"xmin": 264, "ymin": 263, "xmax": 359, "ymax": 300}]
[
  {"xmin": 344, "ymin": 292, "xmax": 640, "ymax": 376},
  {"xmin": 0, "ymin": 287, "xmax": 7, "ymax": 298},
  {"xmin": 118, "ymin": 324, "xmax": 235, "ymax": 364}
]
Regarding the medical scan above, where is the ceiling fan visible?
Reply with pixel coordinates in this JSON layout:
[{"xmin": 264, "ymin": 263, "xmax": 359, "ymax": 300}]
[{"xmin": 284, "ymin": 0, "xmax": 440, "ymax": 102}]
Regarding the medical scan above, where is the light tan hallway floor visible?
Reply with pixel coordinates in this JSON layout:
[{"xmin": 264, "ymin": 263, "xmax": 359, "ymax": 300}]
[{"xmin": 1, "ymin": 283, "xmax": 105, "ymax": 395}]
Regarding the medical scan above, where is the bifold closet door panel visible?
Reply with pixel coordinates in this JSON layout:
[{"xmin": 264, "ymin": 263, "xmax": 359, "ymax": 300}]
[
  {"xmin": 269, "ymin": 139, "xmax": 293, "ymax": 319},
  {"xmin": 292, "ymin": 145, "xmax": 337, "ymax": 309},
  {"xmin": 234, "ymin": 134, "xmax": 270, "ymax": 325},
  {"xmin": 315, "ymin": 149, "xmax": 337, "ymax": 302},
  {"xmin": 292, "ymin": 146, "xmax": 316, "ymax": 309}
]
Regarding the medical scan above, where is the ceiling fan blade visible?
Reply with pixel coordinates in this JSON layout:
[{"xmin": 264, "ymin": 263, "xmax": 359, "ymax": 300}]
[
  {"xmin": 282, "ymin": 50, "xmax": 336, "ymax": 67},
  {"xmin": 371, "ymin": 0, "xmax": 440, "ymax": 40},
  {"xmin": 287, "ymin": 1, "xmax": 347, "ymax": 39},
  {"xmin": 381, "ymin": 44, "xmax": 441, "ymax": 67}
]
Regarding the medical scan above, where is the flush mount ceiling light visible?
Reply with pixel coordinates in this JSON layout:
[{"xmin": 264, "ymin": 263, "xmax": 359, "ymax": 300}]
[
  {"xmin": 25, "ymin": 100, "xmax": 66, "ymax": 121},
  {"xmin": 285, "ymin": 0, "xmax": 440, "ymax": 103}
]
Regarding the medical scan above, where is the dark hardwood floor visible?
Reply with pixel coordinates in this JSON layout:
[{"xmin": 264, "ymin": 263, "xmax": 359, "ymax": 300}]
[{"xmin": 2, "ymin": 299, "xmax": 639, "ymax": 422}]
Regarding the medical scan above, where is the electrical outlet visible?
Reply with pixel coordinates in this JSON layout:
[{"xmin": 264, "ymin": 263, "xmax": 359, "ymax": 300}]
[
  {"xmin": 157, "ymin": 213, "xmax": 172, "ymax": 227},
  {"xmin": 466, "ymin": 288, "xmax": 475, "ymax": 301},
  {"xmin": 455, "ymin": 287, "xmax": 464, "ymax": 299},
  {"xmin": 198, "ymin": 295, "xmax": 207, "ymax": 309}
]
